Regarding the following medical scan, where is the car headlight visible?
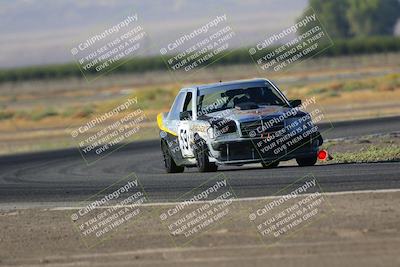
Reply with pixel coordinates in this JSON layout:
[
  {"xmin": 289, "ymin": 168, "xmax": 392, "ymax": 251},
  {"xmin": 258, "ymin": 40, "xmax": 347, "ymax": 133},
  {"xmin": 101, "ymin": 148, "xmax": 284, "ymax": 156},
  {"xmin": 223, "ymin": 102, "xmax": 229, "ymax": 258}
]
[
  {"xmin": 207, "ymin": 127, "xmax": 215, "ymax": 139},
  {"xmin": 300, "ymin": 114, "xmax": 313, "ymax": 128},
  {"xmin": 287, "ymin": 114, "xmax": 312, "ymax": 130}
]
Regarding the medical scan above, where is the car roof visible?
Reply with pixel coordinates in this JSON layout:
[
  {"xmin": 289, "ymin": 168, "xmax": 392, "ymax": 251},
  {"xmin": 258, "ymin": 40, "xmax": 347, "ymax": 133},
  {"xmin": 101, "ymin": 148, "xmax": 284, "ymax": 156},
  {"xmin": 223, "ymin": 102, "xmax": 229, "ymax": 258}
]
[{"xmin": 181, "ymin": 78, "xmax": 273, "ymax": 95}]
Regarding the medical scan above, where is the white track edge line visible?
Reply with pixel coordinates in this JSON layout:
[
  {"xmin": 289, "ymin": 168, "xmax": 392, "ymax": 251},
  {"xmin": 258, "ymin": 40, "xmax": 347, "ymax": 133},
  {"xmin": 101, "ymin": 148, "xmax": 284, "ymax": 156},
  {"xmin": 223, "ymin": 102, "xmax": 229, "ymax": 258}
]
[{"xmin": 49, "ymin": 188, "xmax": 400, "ymax": 211}]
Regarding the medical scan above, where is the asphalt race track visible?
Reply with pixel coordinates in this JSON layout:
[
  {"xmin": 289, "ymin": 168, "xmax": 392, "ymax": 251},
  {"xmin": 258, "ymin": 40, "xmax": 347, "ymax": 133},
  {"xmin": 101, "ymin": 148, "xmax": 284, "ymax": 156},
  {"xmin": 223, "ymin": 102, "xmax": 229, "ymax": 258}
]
[{"xmin": 0, "ymin": 116, "xmax": 399, "ymax": 206}]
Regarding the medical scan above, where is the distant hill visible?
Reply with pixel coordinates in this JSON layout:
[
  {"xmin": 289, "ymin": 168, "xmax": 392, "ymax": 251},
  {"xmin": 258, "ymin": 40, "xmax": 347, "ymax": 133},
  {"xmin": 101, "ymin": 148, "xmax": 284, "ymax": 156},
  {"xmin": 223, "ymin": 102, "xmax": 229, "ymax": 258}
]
[{"xmin": 0, "ymin": 0, "xmax": 307, "ymax": 68}]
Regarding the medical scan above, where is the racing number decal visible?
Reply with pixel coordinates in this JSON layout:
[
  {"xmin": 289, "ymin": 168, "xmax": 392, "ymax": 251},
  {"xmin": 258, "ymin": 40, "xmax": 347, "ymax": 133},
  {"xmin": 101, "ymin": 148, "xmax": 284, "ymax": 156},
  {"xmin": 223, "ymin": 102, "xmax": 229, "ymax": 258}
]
[
  {"xmin": 179, "ymin": 129, "xmax": 189, "ymax": 150},
  {"xmin": 178, "ymin": 126, "xmax": 193, "ymax": 157}
]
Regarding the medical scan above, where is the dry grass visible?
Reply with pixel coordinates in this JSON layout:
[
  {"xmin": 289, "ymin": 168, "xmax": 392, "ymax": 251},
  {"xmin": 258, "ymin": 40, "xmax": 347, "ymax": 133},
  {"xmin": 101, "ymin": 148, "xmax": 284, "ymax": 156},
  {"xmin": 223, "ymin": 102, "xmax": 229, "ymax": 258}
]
[{"xmin": 0, "ymin": 53, "xmax": 399, "ymax": 155}]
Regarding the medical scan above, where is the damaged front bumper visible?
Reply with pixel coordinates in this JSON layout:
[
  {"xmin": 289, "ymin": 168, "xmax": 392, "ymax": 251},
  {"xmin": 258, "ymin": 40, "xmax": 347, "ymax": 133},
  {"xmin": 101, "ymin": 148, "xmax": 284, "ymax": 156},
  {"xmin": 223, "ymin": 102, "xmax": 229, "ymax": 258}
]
[{"xmin": 209, "ymin": 131, "xmax": 323, "ymax": 165}]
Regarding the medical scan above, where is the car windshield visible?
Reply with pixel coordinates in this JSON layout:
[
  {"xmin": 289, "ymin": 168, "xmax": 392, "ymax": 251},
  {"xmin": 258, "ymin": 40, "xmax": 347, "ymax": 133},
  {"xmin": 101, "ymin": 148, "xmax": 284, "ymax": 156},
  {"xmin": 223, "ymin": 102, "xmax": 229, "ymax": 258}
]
[{"xmin": 197, "ymin": 85, "xmax": 288, "ymax": 115}]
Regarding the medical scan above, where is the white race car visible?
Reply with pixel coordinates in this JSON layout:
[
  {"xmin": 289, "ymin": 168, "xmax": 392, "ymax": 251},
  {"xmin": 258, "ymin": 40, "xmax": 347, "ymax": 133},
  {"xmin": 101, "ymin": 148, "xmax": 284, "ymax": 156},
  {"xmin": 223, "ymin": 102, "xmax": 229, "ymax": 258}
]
[{"xmin": 157, "ymin": 78, "xmax": 323, "ymax": 173}]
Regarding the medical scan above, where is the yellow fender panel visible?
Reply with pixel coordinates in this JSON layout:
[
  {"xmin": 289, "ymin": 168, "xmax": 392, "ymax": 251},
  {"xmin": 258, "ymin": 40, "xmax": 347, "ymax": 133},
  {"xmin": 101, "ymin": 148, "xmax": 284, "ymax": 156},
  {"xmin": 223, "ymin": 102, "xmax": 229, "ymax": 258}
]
[{"xmin": 157, "ymin": 113, "xmax": 177, "ymax": 136}]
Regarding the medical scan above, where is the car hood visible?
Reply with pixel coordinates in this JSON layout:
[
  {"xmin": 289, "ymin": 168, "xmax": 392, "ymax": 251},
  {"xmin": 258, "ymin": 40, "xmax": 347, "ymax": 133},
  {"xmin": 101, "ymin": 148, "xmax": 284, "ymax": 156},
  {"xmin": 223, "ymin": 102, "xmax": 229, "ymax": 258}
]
[{"xmin": 200, "ymin": 105, "xmax": 304, "ymax": 123}]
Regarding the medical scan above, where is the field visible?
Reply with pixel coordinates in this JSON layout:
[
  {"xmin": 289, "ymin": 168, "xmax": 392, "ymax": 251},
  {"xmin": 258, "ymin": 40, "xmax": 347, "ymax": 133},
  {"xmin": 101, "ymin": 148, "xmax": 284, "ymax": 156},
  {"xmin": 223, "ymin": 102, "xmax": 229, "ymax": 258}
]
[
  {"xmin": 1, "ymin": 191, "xmax": 399, "ymax": 266},
  {"xmin": 0, "ymin": 52, "xmax": 399, "ymax": 155}
]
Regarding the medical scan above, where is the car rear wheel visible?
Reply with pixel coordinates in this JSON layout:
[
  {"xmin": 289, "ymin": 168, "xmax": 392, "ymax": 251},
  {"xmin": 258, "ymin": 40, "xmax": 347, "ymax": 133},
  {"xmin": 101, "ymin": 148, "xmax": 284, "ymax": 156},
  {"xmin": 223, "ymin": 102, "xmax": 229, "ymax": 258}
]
[
  {"xmin": 161, "ymin": 141, "xmax": 184, "ymax": 173},
  {"xmin": 261, "ymin": 160, "xmax": 279, "ymax": 168},
  {"xmin": 296, "ymin": 155, "xmax": 317, "ymax": 167},
  {"xmin": 195, "ymin": 141, "xmax": 218, "ymax": 172}
]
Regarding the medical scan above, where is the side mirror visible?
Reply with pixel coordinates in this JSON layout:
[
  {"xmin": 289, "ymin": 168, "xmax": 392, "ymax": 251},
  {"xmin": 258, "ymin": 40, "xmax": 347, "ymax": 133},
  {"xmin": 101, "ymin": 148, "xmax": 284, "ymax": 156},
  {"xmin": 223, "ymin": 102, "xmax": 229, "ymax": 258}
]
[
  {"xmin": 289, "ymin": 99, "xmax": 302, "ymax": 108},
  {"xmin": 179, "ymin": 110, "xmax": 192, "ymax": 121}
]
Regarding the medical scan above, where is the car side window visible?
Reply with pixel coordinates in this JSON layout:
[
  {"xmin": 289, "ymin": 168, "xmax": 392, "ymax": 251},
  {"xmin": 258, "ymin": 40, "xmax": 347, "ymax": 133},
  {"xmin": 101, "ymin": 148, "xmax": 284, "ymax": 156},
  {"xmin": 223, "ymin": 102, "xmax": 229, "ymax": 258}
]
[
  {"xmin": 168, "ymin": 92, "xmax": 185, "ymax": 120},
  {"xmin": 182, "ymin": 92, "xmax": 192, "ymax": 112}
]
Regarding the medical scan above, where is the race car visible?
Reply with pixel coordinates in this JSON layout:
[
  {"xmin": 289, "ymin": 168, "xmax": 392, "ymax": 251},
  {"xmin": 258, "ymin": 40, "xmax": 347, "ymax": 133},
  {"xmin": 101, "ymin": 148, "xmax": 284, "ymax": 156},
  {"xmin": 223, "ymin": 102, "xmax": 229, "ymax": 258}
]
[{"xmin": 157, "ymin": 78, "xmax": 323, "ymax": 173}]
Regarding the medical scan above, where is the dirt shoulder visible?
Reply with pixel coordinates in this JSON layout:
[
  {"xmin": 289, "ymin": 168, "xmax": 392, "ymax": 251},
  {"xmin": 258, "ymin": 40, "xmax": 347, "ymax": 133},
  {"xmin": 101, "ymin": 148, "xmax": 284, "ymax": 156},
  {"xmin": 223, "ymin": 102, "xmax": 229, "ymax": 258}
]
[
  {"xmin": 1, "ymin": 190, "xmax": 399, "ymax": 267},
  {"xmin": 322, "ymin": 132, "xmax": 400, "ymax": 164}
]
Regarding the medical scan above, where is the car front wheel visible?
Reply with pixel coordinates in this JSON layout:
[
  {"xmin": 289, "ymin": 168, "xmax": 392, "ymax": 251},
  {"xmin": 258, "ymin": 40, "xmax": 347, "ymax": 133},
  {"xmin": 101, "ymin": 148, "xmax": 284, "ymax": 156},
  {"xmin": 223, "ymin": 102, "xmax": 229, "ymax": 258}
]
[
  {"xmin": 195, "ymin": 141, "xmax": 218, "ymax": 172},
  {"xmin": 261, "ymin": 160, "xmax": 279, "ymax": 168},
  {"xmin": 296, "ymin": 155, "xmax": 317, "ymax": 167}
]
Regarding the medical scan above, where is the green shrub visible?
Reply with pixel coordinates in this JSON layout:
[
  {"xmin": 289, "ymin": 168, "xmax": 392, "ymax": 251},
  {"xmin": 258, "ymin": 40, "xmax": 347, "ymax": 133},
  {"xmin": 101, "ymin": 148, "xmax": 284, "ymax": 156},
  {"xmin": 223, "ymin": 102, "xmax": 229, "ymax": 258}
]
[
  {"xmin": 0, "ymin": 110, "xmax": 14, "ymax": 120},
  {"xmin": 30, "ymin": 108, "xmax": 58, "ymax": 121}
]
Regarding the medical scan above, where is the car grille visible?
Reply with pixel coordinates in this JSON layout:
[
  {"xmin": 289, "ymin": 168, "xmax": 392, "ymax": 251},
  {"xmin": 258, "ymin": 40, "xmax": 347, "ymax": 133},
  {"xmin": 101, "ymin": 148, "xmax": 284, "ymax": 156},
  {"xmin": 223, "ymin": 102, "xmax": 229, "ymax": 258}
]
[{"xmin": 240, "ymin": 119, "xmax": 284, "ymax": 138}]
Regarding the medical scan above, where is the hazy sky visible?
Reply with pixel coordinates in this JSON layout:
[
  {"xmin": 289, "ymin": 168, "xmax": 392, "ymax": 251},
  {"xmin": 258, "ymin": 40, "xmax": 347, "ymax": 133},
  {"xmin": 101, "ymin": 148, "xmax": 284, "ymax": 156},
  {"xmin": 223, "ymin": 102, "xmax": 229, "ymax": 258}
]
[{"xmin": 0, "ymin": 0, "xmax": 310, "ymax": 68}]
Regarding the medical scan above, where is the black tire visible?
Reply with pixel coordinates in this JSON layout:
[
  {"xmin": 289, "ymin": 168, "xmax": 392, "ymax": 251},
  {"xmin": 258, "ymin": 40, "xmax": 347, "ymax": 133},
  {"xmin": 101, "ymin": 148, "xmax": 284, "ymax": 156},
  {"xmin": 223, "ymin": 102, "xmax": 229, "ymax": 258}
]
[
  {"xmin": 296, "ymin": 155, "xmax": 317, "ymax": 167},
  {"xmin": 161, "ymin": 141, "xmax": 184, "ymax": 173},
  {"xmin": 261, "ymin": 160, "xmax": 279, "ymax": 168},
  {"xmin": 194, "ymin": 139, "xmax": 218, "ymax": 172}
]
